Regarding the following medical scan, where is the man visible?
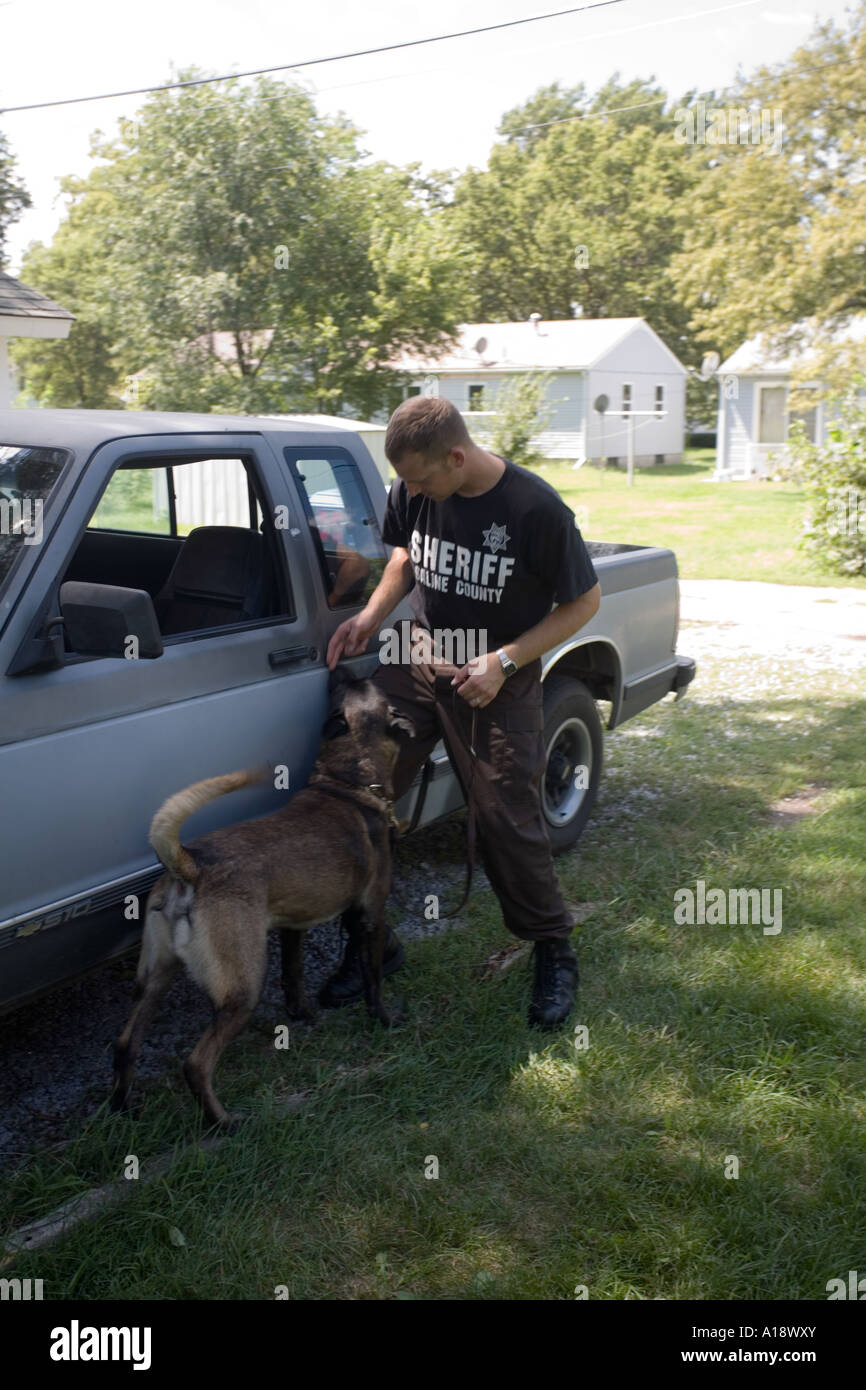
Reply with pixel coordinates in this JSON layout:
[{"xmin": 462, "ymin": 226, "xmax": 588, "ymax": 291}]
[{"xmin": 323, "ymin": 396, "xmax": 601, "ymax": 1028}]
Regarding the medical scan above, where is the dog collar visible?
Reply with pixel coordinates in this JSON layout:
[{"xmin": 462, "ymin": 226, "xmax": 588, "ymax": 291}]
[{"xmin": 307, "ymin": 774, "xmax": 406, "ymax": 832}]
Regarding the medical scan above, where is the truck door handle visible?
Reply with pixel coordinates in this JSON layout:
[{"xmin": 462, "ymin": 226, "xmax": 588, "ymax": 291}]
[{"xmin": 268, "ymin": 644, "xmax": 317, "ymax": 669}]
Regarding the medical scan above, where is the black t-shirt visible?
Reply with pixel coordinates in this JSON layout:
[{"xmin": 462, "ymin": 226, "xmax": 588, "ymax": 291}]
[{"xmin": 381, "ymin": 457, "xmax": 599, "ymax": 649}]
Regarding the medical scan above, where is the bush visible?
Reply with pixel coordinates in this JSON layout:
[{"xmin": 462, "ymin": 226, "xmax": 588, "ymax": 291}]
[
  {"xmin": 486, "ymin": 372, "xmax": 556, "ymax": 469},
  {"xmin": 786, "ymin": 389, "xmax": 866, "ymax": 577}
]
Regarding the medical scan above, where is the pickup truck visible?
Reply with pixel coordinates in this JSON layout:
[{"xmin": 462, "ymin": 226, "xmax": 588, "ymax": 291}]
[{"xmin": 0, "ymin": 409, "xmax": 696, "ymax": 1011}]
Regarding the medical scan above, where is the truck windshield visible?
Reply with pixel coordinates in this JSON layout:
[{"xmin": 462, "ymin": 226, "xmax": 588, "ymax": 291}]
[{"xmin": 0, "ymin": 444, "xmax": 70, "ymax": 596}]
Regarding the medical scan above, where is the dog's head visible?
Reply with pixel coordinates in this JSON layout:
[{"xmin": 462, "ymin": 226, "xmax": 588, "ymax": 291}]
[{"xmin": 319, "ymin": 670, "xmax": 415, "ymax": 791}]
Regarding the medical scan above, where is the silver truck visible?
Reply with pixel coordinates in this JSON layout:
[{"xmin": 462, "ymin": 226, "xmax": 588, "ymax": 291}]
[{"xmin": 0, "ymin": 409, "xmax": 695, "ymax": 1010}]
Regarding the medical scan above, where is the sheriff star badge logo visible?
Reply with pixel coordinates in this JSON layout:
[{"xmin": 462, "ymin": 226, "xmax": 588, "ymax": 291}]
[{"xmin": 482, "ymin": 522, "xmax": 511, "ymax": 554}]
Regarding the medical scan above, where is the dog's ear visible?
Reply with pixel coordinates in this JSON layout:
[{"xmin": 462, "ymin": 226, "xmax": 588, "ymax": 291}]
[
  {"xmin": 328, "ymin": 665, "xmax": 359, "ymax": 694},
  {"xmin": 387, "ymin": 705, "xmax": 416, "ymax": 739},
  {"xmin": 322, "ymin": 710, "xmax": 350, "ymax": 740}
]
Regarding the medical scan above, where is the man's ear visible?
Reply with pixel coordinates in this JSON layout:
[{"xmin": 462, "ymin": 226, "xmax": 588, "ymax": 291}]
[{"xmin": 387, "ymin": 706, "xmax": 416, "ymax": 739}]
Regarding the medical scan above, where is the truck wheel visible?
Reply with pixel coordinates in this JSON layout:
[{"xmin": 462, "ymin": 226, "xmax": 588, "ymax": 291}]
[{"xmin": 541, "ymin": 675, "xmax": 603, "ymax": 854}]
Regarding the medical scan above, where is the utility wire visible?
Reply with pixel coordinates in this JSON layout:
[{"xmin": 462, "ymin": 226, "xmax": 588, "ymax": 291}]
[{"xmin": 0, "ymin": 1, "xmax": 629, "ymax": 114}]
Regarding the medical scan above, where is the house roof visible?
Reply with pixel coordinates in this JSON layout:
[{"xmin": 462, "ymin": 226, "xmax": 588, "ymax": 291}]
[
  {"xmin": 389, "ymin": 318, "xmax": 685, "ymax": 374},
  {"xmin": 0, "ymin": 271, "xmax": 75, "ymax": 322},
  {"xmin": 719, "ymin": 315, "xmax": 866, "ymax": 375}
]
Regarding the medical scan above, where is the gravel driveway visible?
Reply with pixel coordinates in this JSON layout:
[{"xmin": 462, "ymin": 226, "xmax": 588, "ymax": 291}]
[
  {"xmin": 678, "ymin": 579, "xmax": 866, "ymax": 668},
  {"xmin": 2, "ymin": 580, "xmax": 862, "ymax": 1171}
]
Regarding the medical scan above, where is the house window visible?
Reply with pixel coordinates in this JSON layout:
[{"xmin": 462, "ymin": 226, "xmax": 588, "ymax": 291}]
[
  {"xmin": 621, "ymin": 384, "xmax": 632, "ymax": 415},
  {"xmin": 468, "ymin": 384, "xmax": 485, "ymax": 412},
  {"xmin": 405, "ymin": 386, "xmax": 421, "ymax": 398},
  {"xmin": 788, "ymin": 391, "xmax": 818, "ymax": 444},
  {"xmin": 655, "ymin": 385, "xmax": 664, "ymax": 418},
  {"xmin": 758, "ymin": 386, "xmax": 787, "ymax": 444}
]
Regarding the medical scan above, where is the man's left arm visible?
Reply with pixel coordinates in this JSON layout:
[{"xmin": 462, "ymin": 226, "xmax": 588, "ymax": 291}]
[{"xmin": 452, "ymin": 582, "xmax": 601, "ymax": 706}]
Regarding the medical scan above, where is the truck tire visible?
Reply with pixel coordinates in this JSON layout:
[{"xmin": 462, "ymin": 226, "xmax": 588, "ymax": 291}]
[{"xmin": 541, "ymin": 674, "xmax": 604, "ymax": 854}]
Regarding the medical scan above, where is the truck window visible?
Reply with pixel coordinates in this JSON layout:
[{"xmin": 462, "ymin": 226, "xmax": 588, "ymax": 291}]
[
  {"xmin": 0, "ymin": 444, "xmax": 70, "ymax": 599},
  {"xmin": 286, "ymin": 448, "xmax": 386, "ymax": 609},
  {"xmin": 90, "ymin": 456, "xmax": 254, "ymax": 535},
  {"xmin": 61, "ymin": 454, "xmax": 292, "ymax": 650}
]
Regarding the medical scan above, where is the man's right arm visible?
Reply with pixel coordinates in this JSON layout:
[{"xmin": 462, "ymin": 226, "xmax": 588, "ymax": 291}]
[{"xmin": 326, "ymin": 547, "xmax": 414, "ymax": 668}]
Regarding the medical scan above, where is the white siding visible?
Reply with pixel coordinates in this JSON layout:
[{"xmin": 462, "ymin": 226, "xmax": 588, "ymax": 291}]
[
  {"xmin": 0, "ymin": 338, "xmax": 15, "ymax": 409},
  {"xmin": 408, "ymin": 370, "xmax": 588, "ymax": 458},
  {"xmin": 582, "ymin": 323, "xmax": 685, "ymax": 463},
  {"xmin": 586, "ymin": 368, "xmax": 685, "ymax": 462}
]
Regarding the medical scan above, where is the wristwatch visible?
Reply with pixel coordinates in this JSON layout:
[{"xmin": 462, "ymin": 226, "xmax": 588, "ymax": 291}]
[{"xmin": 497, "ymin": 648, "xmax": 519, "ymax": 678}]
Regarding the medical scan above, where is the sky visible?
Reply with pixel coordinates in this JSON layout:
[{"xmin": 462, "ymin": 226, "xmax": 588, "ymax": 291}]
[{"xmin": 1, "ymin": 0, "xmax": 856, "ymax": 274}]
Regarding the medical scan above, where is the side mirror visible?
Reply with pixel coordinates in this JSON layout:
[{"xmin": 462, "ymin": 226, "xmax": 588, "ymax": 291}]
[{"xmin": 60, "ymin": 581, "xmax": 164, "ymax": 659}]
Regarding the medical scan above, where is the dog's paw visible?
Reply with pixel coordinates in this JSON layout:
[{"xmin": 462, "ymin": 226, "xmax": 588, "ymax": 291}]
[
  {"xmin": 211, "ymin": 1110, "xmax": 249, "ymax": 1133},
  {"xmin": 285, "ymin": 1003, "xmax": 316, "ymax": 1025},
  {"xmin": 378, "ymin": 1005, "xmax": 406, "ymax": 1029}
]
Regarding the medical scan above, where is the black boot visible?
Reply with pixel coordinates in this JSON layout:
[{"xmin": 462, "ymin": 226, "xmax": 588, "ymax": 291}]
[
  {"xmin": 318, "ymin": 928, "xmax": 405, "ymax": 1009},
  {"xmin": 528, "ymin": 937, "xmax": 579, "ymax": 1030}
]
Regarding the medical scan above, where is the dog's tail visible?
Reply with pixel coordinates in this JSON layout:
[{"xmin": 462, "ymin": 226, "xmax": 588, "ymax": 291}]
[{"xmin": 149, "ymin": 766, "xmax": 269, "ymax": 884}]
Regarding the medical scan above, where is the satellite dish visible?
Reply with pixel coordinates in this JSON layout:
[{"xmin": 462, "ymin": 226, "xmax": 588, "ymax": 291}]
[
  {"xmin": 474, "ymin": 337, "xmax": 488, "ymax": 355},
  {"xmin": 700, "ymin": 351, "xmax": 721, "ymax": 380},
  {"xmin": 593, "ymin": 394, "xmax": 609, "ymax": 415}
]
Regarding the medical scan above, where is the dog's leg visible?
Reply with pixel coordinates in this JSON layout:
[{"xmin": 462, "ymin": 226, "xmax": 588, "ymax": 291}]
[
  {"xmin": 355, "ymin": 901, "xmax": 396, "ymax": 1029},
  {"xmin": 182, "ymin": 904, "xmax": 268, "ymax": 1129},
  {"xmin": 279, "ymin": 927, "xmax": 313, "ymax": 1022},
  {"xmin": 111, "ymin": 904, "xmax": 180, "ymax": 1113},
  {"xmin": 183, "ymin": 993, "xmax": 259, "ymax": 1129}
]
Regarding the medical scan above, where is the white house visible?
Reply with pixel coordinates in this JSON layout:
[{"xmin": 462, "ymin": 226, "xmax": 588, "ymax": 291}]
[
  {"xmin": 387, "ymin": 316, "xmax": 687, "ymax": 467},
  {"xmin": 0, "ymin": 272, "xmax": 74, "ymax": 407},
  {"xmin": 715, "ymin": 316, "xmax": 866, "ymax": 479}
]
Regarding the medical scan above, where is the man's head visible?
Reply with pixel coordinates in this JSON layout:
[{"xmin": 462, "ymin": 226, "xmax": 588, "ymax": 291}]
[{"xmin": 385, "ymin": 396, "xmax": 474, "ymax": 501}]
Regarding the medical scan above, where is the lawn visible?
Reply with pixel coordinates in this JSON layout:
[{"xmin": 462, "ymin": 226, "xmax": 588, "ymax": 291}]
[
  {"xmin": 537, "ymin": 450, "xmax": 866, "ymax": 589},
  {"xmin": 3, "ymin": 633, "xmax": 864, "ymax": 1300}
]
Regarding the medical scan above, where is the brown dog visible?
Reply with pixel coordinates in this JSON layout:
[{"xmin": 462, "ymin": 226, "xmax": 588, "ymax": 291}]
[{"xmin": 111, "ymin": 674, "xmax": 413, "ymax": 1128}]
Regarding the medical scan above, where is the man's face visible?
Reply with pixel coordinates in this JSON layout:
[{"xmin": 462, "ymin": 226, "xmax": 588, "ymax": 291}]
[{"xmin": 393, "ymin": 448, "xmax": 463, "ymax": 502}]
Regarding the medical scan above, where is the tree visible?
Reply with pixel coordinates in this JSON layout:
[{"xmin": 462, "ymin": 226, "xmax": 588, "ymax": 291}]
[
  {"xmin": 672, "ymin": 3, "xmax": 866, "ymax": 368},
  {"xmin": 445, "ymin": 76, "xmax": 709, "ymax": 355},
  {"xmin": 784, "ymin": 385, "xmax": 866, "ymax": 577},
  {"xmin": 487, "ymin": 372, "xmax": 555, "ymax": 468},
  {"xmin": 13, "ymin": 73, "xmax": 466, "ymax": 415},
  {"xmin": 11, "ymin": 196, "xmax": 126, "ymax": 408},
  {"xmin": 0, "ymin": 127, "xmax": 30, "ymax": 268}
]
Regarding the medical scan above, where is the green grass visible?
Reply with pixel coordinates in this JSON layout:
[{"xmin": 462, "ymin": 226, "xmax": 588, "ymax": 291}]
[
  {"xmin": 3, "ymin": 640, "xmax": 865, "ymax": 1300},
  {"xmin": 536, "ymin": 450, "xmax": 866, "ymax": 588}
]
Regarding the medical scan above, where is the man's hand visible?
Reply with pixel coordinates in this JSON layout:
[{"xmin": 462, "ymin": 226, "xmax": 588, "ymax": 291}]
[
  {"xmin": 327, "ymin": 613, "xmax": 377, "ymax": 669},
  {"xmin": 451, "ymin": 650, "xmax": 506, "ymax": 708}
]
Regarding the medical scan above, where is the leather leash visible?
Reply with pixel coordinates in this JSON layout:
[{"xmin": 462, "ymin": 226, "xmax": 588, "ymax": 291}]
[{"xmin": 306, "ymin": 688, "xmax": 479, "ymax": 921}]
